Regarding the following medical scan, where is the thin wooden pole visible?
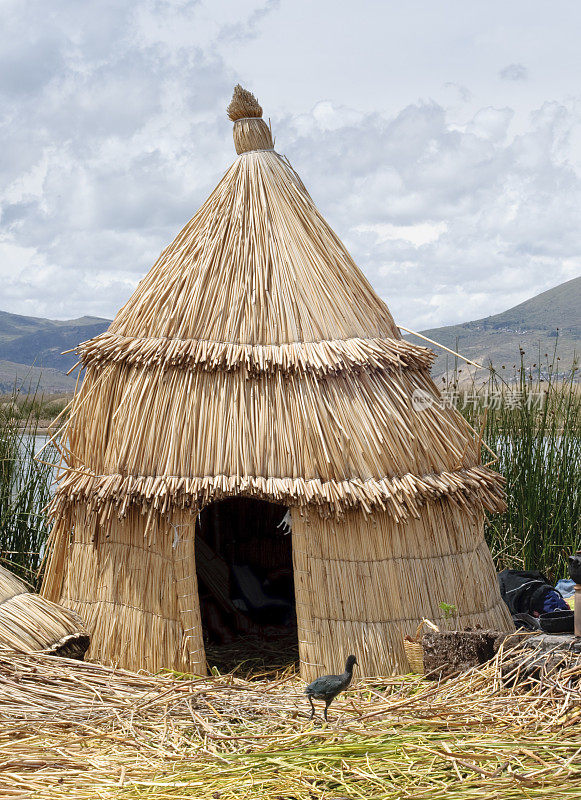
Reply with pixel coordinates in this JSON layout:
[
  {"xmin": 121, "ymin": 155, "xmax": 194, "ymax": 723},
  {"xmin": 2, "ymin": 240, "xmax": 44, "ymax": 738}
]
[{"xmin": 397, "ymin": 325, "xmax": 484, "ymax": 370}]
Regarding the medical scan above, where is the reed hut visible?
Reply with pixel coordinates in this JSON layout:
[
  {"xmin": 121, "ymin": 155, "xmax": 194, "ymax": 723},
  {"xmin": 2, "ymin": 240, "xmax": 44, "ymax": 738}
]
[
  {"xmin": 42, "ymin": 86, "xmax": 513, "ymax": 677},
  {"xmin": 0, "ymin": 565, "xmax": 89, "ymax": 658}
]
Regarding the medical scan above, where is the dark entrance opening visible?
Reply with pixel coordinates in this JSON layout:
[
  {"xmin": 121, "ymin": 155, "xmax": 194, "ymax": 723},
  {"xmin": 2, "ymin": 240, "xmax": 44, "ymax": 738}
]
[{"xmin": 195, "ymin": 497, "xmax": 298, "ymax": 675}]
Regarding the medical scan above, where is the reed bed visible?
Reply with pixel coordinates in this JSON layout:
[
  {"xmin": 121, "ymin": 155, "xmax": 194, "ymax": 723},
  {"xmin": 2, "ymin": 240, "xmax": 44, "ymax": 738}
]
[
  {"xmin": 0, "ymin": 388, "xmax": 56, "ymax": 587},
  {"xmin": 452, "ymin": 350, "xmax": 581, "ymax": 580},
  {"xmin": 0, "ymin": 393, "xmax": 71, "ymax": 425},
  {"xmin": 0, "ymin": 640, "xmax": 579, "ymax": 799}
]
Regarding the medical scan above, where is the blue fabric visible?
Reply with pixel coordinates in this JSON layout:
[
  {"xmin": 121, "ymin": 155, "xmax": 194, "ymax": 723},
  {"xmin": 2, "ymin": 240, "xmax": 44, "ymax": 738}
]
[
  {"xmin": 555, "ymin": 578, "xmax": 576, "ymax": 598},
  {"xmin": 542, "ymin": 589, "xmax": 569, "ymax": 613}
]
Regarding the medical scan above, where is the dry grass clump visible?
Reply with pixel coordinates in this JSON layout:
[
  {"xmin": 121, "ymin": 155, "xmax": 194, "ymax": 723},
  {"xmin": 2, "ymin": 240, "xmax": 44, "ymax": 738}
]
[
  {"xmin": 0, "ymin": 640, "xmax": 580, "ymax": 798},
  {"xmin": 227, "ymin": 84, "xmax": 263, "ymax": 120}
]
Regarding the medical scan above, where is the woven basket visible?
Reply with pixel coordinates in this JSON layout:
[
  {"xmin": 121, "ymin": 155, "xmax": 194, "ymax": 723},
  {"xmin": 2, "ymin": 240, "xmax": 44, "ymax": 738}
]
[{"xmin": 404, "ymin": 619, "xmax": 440, "ymax": 674}]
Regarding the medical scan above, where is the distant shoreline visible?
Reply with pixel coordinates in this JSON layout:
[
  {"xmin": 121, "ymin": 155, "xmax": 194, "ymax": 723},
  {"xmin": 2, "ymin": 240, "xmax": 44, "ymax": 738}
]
[{"xmin": 18, "ymin": 421, "xmax": 59, "ymax": 436}]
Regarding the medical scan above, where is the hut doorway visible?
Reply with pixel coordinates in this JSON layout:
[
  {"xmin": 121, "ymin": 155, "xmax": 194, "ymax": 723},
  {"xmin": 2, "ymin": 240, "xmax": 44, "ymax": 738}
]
[{"xmin": 195, "ymin": 497, "xmax": 298, "ymax": 673}]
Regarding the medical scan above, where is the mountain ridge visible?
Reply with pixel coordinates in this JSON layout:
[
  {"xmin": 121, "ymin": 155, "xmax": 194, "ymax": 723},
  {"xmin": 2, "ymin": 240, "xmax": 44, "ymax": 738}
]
[
  {"xmin": 0, "ymin": 275, "xmax": 578, "ymax": 393},
  {"xmin": 405, "ymin": 275, "xmax": 580, "ymax": 381},
  {"xmin": 0, "ymin": 311, "xmax": 110, "ymax": 392}
]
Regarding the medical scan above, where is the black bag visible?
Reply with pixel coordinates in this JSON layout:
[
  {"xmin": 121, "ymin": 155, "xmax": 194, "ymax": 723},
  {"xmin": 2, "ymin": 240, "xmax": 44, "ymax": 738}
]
[{"xmin": 497, "ymin": 569, "xmax": 553, "ymax": 615}]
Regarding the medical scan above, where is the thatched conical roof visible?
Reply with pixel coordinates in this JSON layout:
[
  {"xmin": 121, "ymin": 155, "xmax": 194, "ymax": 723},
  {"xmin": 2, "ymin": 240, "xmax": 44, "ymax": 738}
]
[{"xmin": 51, "ymin": 86, "xmax": 505, "ymax": 522}]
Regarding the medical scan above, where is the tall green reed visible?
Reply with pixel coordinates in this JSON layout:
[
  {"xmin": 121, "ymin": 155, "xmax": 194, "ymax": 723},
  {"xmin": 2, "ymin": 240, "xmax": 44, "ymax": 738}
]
[
  {"xmin": 0, "ymin": 390, "xmax": 56, "ymax": 588},
  {"xmin": 446, "ymin": 345, "xmax": 580, "ymax": 582}
]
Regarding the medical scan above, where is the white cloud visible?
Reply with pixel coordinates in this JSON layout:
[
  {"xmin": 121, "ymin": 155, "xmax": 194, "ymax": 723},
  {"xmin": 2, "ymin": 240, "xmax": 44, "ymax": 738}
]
[
  {"xmin": 355, "ymin": 222, "xmax": 448, "ymax": 247},
  {"xmin": 0, "ymin": 1, "xmax": 579, "ymax": 332},
  {"xmin": 465, "ymin": 107, "xmax": 513, "ymax": 141},
  {"xmin": 499, "ymin": 63, "xmax": 528, "ymax": 82},
  {"xmin": 284, "ymin": 99, "xmax": 581, "ymax": 329}
]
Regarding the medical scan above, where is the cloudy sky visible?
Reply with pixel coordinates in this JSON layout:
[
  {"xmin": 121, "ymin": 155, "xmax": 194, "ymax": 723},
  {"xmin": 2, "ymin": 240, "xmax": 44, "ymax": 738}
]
[{"xmin": 1, "ymin": 0, "xmax": 580, "ymax": 330}]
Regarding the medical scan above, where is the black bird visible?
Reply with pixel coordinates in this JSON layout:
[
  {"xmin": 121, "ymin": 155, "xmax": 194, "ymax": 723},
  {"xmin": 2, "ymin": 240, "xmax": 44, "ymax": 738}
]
[{"xmin": 304, "ymin": 655, "xmax": 358, "ymax": 720}]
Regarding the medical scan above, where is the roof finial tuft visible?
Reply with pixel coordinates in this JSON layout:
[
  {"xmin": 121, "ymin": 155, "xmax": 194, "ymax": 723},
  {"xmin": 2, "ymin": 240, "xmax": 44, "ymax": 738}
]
[{"xmin": 227, "ymin": 84, "xmax": 263, "ymax": 121}]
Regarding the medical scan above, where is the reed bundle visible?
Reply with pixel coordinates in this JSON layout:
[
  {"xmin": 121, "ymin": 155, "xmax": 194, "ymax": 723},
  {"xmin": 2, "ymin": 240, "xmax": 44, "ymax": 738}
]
[
  {"xmin": 227, "ymin": 83, "xmax": 263, "ymax": 120},
  {"xmin": 42, "ymin": 86, "xmax": 511, "ymax": 675},
  {"xmin": 0, "ymin": 641, "xmax": 579, "ymax": 798},
  {"xmin": 0, "ymin": 565, "xmax": 88, "ymax": 659}
]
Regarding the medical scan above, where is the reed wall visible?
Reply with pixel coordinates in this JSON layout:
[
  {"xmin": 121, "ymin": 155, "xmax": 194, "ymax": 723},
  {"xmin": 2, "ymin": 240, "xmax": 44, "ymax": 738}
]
[
  {"xmin": 49, "ymin": 505, "xmax": 205, "ymax": 673},
  {"xmin": 292, "ymin": 500, "xmax": 514, "ymax": 680}
]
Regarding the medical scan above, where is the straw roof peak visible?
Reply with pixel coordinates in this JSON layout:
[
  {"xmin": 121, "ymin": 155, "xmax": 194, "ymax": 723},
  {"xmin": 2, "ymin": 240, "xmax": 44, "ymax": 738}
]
[
  {"xmin": 228, "ymin": 85, "xmax": 272, "ymax": 153},
  {"xmin": 227, "ymin": 84, "xmax": 263, "ymax": 121}
]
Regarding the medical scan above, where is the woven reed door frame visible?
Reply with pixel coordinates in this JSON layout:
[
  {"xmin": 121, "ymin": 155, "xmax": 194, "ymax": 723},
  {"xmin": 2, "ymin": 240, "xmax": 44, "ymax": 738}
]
[
  {"xmin": 171, "ymin": 510, "xmax": 206, "ymax": 675},
  {"xmin": 292, "ymin": 502, "xmax": 513, "ymax": 681}
]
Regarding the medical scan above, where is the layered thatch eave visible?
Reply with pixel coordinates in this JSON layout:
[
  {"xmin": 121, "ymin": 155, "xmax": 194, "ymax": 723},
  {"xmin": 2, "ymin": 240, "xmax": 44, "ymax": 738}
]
[
  {"xmin": 77, "ymin": 331, "xmax": 435, "ymax": 376},
  {"xmin": 60, "ymin": 363, "xmax": 480, "ymax": 481},
  {"xmin": 50, "ymin": 352, "xmax": 506, "ymax": 520},
  {"xmin": 50, "ymin": 464, "xmax": 505, "ymax": 522}
]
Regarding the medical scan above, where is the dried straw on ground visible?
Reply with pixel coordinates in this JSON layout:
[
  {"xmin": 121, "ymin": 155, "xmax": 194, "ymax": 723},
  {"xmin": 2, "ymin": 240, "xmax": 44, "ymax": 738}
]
[
  {"xmin": 42, "ymin": 85, "xmax": 512, "ymax": 677},
  {"xmin": 0, "ymin": 642, "xmax": 579, "ymax": 799},
  {"xmin": 0, "ymin": 565, "xmax": 88, "ymax": 658}
]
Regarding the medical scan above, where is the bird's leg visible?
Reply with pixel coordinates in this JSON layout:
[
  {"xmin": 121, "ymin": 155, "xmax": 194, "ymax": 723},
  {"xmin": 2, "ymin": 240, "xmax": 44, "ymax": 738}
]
[
  {"xmin": 309, "ymin": 696, "xmax": 315, "ymax": 719},
  {"xmin": 324, "ymin": 701, "xmax": 330, "ymax": 721}
]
